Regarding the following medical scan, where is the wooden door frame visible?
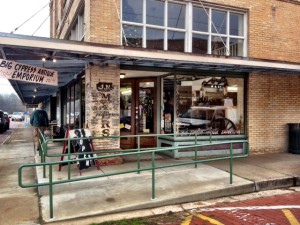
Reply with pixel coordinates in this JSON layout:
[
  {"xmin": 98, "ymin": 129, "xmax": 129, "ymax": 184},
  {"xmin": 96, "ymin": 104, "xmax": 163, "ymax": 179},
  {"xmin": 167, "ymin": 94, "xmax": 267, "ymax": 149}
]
[{"xmin": 120, "ymin": 77, "xmax": 157, "ymax": 149}]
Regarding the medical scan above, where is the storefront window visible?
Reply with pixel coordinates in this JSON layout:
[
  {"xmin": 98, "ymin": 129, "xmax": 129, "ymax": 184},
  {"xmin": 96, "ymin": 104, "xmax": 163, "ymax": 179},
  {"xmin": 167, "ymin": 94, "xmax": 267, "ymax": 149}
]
[
  {"xmin": 70, "ymin": 85, "xmax": 75, "ymax": 127},
  {"xmin": 65, "ymin": 88, "xmax": 70, "ymax": 126},
  {"xmin": 162, "ymin": 75, "xmax": 245, "ymax": 136},
  {"xmin": 74, "ymin": 82, "xmax": 81, "ymax": 129},
  {"xmin": 56, "ymin": 92, "xmax": 61, "ymax": 125}
]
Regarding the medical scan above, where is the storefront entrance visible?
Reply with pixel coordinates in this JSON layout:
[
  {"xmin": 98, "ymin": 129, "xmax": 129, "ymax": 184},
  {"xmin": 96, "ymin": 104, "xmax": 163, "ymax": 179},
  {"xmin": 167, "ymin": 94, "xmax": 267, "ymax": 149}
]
[{"xmin": 120, "ymin": 78, "xmax": 157, "ymax": 149}]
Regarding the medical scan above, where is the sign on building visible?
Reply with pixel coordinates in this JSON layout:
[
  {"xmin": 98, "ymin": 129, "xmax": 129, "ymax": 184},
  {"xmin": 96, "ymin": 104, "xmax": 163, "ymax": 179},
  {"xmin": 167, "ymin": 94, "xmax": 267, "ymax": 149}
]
[{"xmin": 0, "ymin": 59, "xmax": 58, "ymax": 86}]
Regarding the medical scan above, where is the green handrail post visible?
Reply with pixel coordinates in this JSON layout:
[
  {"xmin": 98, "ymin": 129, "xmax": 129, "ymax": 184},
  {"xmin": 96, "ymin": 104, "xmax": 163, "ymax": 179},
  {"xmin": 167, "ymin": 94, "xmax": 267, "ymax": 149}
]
[
  {"xmin": 49, "ymin": 164, "xmax": 54, "ymax": 218},
  {"xmin": 137, "ymin": 135, "xmax": 141, "ymax": 174},
  {"xmin": 209, "ymin": 133, "xmax": 212, "ymax": 143},
  {"xmin": 67, "ymin": 136, "xmax": 71, "ymax": 180},
  {"xmin": 230, "ymin": 142, "xmax": 233, "ymax": 184},
  {"xmin": 194, "ymin": 134, "xmax": 198, "ymax": 168},
  {"xmin": 43, "ymin": 141, "xmax": 47, "ymax": 178},
  {"xmin": 151, "ymin": 150, "xmax": 156, "ymax": 200},
  {"xmin": 18, "ymin": 134, "xmax": 250, "ymax": 218}
]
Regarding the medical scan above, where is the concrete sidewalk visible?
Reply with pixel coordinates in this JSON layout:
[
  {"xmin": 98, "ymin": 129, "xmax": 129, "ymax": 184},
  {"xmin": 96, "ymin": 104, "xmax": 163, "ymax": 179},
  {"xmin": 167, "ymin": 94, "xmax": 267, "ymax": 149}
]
[{"xmin": 1, "ymin": 126, "xmax": 300, "ymax": 225}]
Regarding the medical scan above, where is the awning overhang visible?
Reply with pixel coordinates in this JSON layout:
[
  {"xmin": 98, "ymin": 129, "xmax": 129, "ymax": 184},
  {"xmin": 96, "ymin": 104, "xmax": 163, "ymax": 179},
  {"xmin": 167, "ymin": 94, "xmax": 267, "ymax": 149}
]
[{"xmin": 0, "ymin": 32, "xmax": 299, "ymax": 105}]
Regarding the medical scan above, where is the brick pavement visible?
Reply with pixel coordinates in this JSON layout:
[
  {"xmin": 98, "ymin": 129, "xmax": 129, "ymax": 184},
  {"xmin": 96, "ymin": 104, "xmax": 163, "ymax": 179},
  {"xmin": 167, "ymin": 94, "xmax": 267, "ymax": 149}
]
[{"xmin": 187, "ymin": 192, "xmax": 300, "ymax": 225}]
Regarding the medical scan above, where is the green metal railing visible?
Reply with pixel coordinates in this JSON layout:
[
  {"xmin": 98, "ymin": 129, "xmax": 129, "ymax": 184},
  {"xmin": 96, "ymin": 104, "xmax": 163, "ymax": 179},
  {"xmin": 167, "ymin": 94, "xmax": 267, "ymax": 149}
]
[{"xmin": 19, "ymin": 130, "xmax": 249, "ymax": 219}]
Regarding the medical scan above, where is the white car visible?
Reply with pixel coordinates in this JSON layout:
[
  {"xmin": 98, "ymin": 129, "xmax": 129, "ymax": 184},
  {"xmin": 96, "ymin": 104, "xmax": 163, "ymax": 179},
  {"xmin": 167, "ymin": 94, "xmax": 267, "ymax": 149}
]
[{"xmin": 11, "ymin": 112, "xmax": 24, "ymax": 121}]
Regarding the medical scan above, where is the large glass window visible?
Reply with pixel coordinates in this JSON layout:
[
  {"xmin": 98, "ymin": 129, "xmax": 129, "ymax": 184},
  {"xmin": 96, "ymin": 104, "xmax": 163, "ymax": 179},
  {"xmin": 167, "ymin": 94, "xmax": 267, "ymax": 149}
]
[
  {"xmin": 62, "ymin": 79, "xmax": 83, "ymax": 129},
  {"xmin": 68, "ymin": 6, "xmax": 85, "ymax": 41},
  {"xmin": 122, "ymin": 1, "xmax": 247, "ymax": 57},
  {"xmin": 122, "ymin": 0, "xmax": 186, "ymax": 52},
  {"xmin": 162, "ymin": 75, "xmax": 245, "ymax": 136},
  {"xmin": 74, "ymin": 82, "xmax": 81, "ymax": 129}
]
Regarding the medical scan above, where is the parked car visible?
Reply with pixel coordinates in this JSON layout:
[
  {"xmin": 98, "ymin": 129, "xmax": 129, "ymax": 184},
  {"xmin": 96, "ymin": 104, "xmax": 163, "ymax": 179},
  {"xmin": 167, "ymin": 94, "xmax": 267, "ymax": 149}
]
[
  {"xmin": 3, "ymin": 112, "xmax": 10, "ymax": 131},
  {"xmin": 11, "ymin": 112, "xmax": 24, "ymax": 121},
  {"xmin": 0, "ymin": 110, "xmax": 5, "ymax": 134}
]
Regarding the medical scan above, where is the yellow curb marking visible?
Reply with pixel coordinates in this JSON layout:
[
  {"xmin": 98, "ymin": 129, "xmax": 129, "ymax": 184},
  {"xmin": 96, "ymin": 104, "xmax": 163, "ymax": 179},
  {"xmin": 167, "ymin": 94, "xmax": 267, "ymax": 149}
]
[
  {"xmin": 181, "ymin": 215, "xmax": 193, "ymax": 225},
  {"xmin": 181, "ymin": 213, "xmax": 225, "ymax": 225},
  {"xmin": 282, "ymin": 209, "xmax": 300, "ymax": 225}
]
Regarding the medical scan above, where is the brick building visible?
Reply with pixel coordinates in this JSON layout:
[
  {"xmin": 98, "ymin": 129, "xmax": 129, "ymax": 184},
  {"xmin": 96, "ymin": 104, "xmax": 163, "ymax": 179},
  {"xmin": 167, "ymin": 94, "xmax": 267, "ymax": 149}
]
[
  {"xmin": 47, "ymin": 0, "xmax": 300, "ymax": 156},
  {"xmin": 1, "ymin": 0, "xmax": 300, "ymax": 156}
]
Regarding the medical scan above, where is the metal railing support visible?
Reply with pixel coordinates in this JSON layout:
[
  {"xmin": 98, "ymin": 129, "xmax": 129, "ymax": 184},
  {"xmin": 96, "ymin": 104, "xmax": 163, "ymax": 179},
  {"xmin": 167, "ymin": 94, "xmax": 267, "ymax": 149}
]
[
  {"xmin": 22, "ymin": 131, "xmax": 249, "ymax": 219},
  {"xmin": 151, "ymin": 150, "xmax": 156, "ymax": 200}
]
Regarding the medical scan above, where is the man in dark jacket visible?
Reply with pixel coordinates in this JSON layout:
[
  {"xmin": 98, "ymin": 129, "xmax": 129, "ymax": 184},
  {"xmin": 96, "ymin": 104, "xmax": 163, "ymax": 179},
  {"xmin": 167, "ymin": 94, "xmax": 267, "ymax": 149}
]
[{"xmin": 30, "ymin": 102, "xmax": 49, "ymax": 152}]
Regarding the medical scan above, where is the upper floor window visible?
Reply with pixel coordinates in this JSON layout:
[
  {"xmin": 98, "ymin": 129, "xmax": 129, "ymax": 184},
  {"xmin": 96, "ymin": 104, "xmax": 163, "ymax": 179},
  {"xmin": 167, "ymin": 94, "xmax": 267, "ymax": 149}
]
[
  {"xmin": 122, "ymin": 0, "xmax": 247, "ymax": 57},
  {"xmin": 68, "ymin": 7, "xmax": 85, "ymax": 41}
]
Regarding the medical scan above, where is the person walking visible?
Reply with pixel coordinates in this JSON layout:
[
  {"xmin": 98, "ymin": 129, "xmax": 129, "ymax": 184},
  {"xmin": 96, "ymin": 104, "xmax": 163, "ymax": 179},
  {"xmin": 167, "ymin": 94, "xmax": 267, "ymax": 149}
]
[{"xmin": 30, "ymin": 102, "xmax": 49, "ymax": 152}]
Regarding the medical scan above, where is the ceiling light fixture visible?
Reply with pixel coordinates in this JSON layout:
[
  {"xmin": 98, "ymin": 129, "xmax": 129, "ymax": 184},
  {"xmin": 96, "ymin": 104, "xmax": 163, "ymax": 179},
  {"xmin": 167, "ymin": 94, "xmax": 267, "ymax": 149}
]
[{"xmin": 120, "ymin": 73, "xmax": 126, "ymax": 79}]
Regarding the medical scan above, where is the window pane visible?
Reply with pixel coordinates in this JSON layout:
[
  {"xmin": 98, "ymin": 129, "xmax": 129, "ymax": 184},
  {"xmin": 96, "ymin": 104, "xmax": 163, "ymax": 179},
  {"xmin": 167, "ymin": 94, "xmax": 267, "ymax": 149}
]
[
  {"xmin": 230, "ymin": 13, "xmax": 244, "ymax": 36},
  {"xmin": 192, "ymin": 34, "xmax": 208, "ymax": 54},
  {"xmin": 120, "ymin": 83, "xmax": 132, "ymax": 135},
  {"xmin": 168, "ymin": 31, "xmax": 185, "ymax": 52},
  {"xmin": 168, "ymin": 2, "xmax": 185, "ymax": 29},
  {"xmin": 122, "ymin": 25, "xmax": 143, "ymax": 47},
  {"xmin": 122, "ymin": 0, "xmax": 143, "ymax": 23},
  {"xmin": 74, "ymin": 82, "xmax": 80, "ymax": 129},
  {"xmin": 147, "ymin": 0, "xmax": 164, "ymax": 26},
  {"xmin": 211, "ymin": 36, "xmax": 227, "ymax": 55},
  {"xmin": 193, "ymin": 7, "xmax": 208, "ymax": 32},
  {"xmin": 147, "ymin": 28, "xmax": 164, "ymax": 50},
  {"xmin": 163, "ymin": 76, "xmax": 175, "ymax": 133},
  {"xmin": 211, "ymin": 10, "xmax": 227, "ymax": 34},
  {"xmin": 173, "ymin": 76, "xmax": 244, "ymax": 136},
  {"xmin": 229, "ymin": 38, "xmax": 243, "ymax": 57},
  {"xmin": 138, "ymin": 82, "xmax": 155, "ymax": 133},
  {"xmin": 70, "ymin": 85, "xmax": 75, "ymax": 128}
]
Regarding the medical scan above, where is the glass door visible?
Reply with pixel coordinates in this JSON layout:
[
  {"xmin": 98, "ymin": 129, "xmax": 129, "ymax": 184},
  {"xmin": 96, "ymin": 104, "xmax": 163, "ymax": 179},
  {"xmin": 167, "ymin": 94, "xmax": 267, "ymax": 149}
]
[{"xmin": 120, "ymin": 78, "xmax": 157, "ymax": 149}]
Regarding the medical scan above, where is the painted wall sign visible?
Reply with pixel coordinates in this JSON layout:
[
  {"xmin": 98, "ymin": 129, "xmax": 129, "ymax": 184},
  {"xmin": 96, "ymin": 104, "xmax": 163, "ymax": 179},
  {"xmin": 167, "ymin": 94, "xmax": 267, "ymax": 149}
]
[{"xmin": 0, "ymin": 59, "xmax": 58, "ymax": 86}]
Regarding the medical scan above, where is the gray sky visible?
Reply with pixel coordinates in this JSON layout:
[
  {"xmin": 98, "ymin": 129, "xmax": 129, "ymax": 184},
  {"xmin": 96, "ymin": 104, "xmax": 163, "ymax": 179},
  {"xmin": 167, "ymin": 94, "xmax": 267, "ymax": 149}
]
[{"xmin": 0, "ymin": 0, "xmax": 50, "ymax": 94}]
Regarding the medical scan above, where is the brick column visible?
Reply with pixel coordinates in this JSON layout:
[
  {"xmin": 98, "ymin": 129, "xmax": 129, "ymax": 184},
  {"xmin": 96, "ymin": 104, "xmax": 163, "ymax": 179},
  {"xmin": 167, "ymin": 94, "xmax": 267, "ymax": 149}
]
[{"xmin": 85, "ymin": 63, "xmax": 123, "ymax": 165}]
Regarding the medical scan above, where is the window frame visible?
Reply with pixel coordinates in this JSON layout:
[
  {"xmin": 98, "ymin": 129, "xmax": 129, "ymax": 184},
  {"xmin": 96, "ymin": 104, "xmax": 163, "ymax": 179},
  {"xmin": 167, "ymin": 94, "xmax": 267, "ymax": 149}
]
[{"xmin": 121, "ymin": 0, "xmax": 248, "ymax": 57}]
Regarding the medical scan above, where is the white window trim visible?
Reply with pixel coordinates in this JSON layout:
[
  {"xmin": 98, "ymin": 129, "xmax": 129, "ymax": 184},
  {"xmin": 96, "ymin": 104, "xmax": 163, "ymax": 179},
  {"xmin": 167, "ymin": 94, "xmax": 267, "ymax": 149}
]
[{"xmin": 121, "ymin": 0, "xmax": 248, "ymax": 57}]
